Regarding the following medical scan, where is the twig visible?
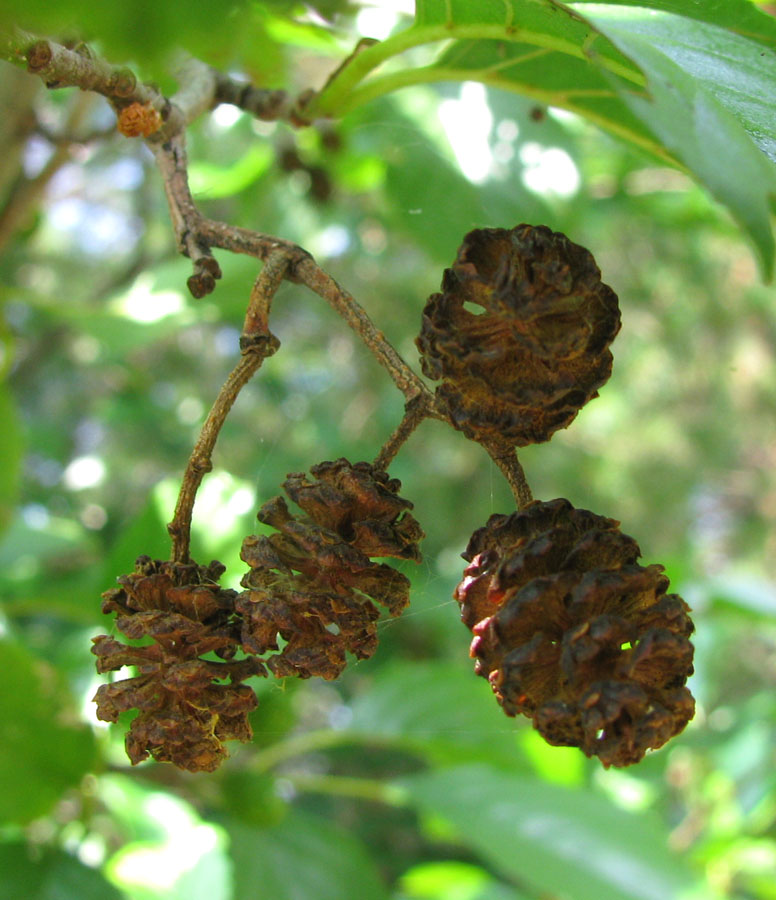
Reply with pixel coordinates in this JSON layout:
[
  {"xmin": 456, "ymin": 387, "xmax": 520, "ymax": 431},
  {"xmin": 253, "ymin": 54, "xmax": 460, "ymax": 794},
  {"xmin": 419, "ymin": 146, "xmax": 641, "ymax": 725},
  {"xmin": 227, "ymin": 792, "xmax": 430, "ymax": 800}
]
[
  {"xmin": 14, "ymin": 31, "xmax": 437, "ymax": 409},
  {"xmin": 480, "ymin": 438, "xmax": 534, "ymax": 508},
  {"xmin": 293, "ymin": 257, "xmax": 431, "ymax": 404},
  {"xmin": 152, "ymin": 139, "xmax": 435, "ymax": 404},
  {"xmin": 167, "ymin": 252, "xmax": 288, "ymax": 563},
  {"xmin": 16, "ymin": 32, "xmax": 448, "ymax": 436},
  {"xmin": 212, "ymin": 71, "xmax": 310, "ymax": 124},
  {"xmin": 16, "ymin": 34, "xmax": 312, "ymax": 140},
  {"xmin": 283, "ymin": 772, "xmax": 409, "ymax": 806},
  {"xmin": 151, "ymin": 134, "xmax": 225, "ymax": 295}
]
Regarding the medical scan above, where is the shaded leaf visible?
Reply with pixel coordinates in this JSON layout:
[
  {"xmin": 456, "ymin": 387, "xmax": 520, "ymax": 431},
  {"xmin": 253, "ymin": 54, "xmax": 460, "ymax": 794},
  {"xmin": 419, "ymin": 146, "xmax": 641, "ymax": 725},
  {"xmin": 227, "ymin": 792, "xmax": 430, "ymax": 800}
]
[
  {"xmin": 576, "ymin": 4, "xmax": 776, "ymax": 276},
  {"xmin": 0, "ymin": 843, "xmax": 122, "ymax": 900},
  {"xmin": 349, "ymin": 660, "xmax": 528, "ymax": 768},
  {"xmin": 0, "ymin": 641, "xmax": 96, "ymax": 824},
  {"xmin": 227, "ymin": 809, "xmax": 388, "ymax": 900},
  {"xmin": 0, "ymin": 382, "xmax": 21, "ymax": 537},
  {"xmin": 400, "ymin": 763, "xmax": 699, "ymax": 900}
]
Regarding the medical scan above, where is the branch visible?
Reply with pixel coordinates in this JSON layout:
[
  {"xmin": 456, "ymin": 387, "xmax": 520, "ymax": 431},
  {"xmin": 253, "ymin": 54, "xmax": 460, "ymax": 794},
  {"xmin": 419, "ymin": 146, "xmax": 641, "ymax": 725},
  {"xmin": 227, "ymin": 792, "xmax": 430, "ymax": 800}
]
[
  {"xmin": 293, "ymin": 256, "xmax": 431, "ymax": 404},
  {"xmin": 151, "ymin": 134, "xmax": 435, "ymax": 406},
  {"xmin": 167, "ymin": 252, "xmax": 288, "ymax": 563},
  {"xmin": 14, "ymin": 35, "xmax": 220, "ymax": 143},
  {"xmin": 15, "ymin": 34, "xmax": 313, "ymax": 142},
  {"xmin": 15, "ymin": 32, "xmax": 445, "ymax": 426},
  {"xmin": 213, "ymin": 71, "xmax": 312, "ymax": 125},
  {"xmin": 374, "ymin": 396, "xmax": 431, "ymax": 470}
]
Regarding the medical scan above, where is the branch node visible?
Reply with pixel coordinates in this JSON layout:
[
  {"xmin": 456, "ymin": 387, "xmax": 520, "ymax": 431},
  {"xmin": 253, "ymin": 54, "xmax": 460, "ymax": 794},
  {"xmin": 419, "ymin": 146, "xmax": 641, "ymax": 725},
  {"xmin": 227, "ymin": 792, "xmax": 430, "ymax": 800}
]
[
  {"xmin": 108, "ymin": 66, "xmax": 137, "ymax": 98},
  {"xmin": 191, "ymin": 456, "xmax": 213, "ymax": 475},
  {"xmin": 289, "ymin": 88, "xmax": 317, "ymax": 127},
  {"xmin": 26, "ymin": 40, "xmax": 52, "ymax": 72},
  {"xmin": 187, "ymin": 255, "xmax": 222, "ymax": 298},
  {"xmin": 239, "ymin": 332, "xmax": 281, "ymax": 356}
]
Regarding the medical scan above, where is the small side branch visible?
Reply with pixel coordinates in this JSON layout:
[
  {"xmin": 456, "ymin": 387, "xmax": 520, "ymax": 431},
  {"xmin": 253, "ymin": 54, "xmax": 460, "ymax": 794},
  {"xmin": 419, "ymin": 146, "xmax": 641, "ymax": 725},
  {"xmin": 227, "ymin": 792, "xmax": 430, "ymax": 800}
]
[
  {"xmin": 374, "ymin": 397, "xmax": 431, "ymax": 470},
  {"xmin": 167, "ymin": 253, "xmax": 288, "ymax": 563},
  {"xmin": 152, "ymin": 134, "xmax": 224, "ymax": 295}
]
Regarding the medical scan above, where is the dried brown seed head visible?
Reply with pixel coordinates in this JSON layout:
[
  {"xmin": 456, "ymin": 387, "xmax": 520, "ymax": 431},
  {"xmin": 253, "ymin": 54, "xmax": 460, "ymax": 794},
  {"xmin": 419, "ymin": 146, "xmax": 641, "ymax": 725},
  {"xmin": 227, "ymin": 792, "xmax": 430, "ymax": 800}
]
[
  {"xmin": 239, "ymin": 458, "xmax": 423, "ymax": 680},
  {"xmin": 92, "ymin": 556, "xmax": 263, "ymax": 772},
  {"xmin": 455, "ymin": 499, "xmax": 695, "ymax": 767},
  {"xmin": 417, "ymin": 225, "xmax": 620, "ymax": 446}
]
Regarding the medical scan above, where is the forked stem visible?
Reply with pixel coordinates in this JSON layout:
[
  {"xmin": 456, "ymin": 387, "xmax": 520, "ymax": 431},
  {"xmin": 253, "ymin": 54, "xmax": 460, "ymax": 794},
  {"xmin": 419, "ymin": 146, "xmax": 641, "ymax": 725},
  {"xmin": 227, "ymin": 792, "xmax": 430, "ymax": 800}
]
[{"xmin": 168, "ymin": 252, "xmax": 288, "ymax": 562}]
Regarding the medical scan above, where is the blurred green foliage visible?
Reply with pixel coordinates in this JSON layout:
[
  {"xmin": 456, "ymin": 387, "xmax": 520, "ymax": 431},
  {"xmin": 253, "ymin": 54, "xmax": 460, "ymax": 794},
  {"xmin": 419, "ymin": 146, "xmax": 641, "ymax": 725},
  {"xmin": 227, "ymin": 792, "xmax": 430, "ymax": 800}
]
[{"xmin": 1, "ymin": 1, "xmax": 776, "ymax": 899}]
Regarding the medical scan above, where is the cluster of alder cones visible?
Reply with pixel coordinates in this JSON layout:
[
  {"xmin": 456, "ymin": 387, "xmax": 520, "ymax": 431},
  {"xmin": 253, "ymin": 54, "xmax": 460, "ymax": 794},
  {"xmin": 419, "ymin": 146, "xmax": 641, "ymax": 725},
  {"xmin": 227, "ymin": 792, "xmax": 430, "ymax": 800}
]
[{"xmin": 93, "ymin": 224, "xmax": 695, "ymax": 772}]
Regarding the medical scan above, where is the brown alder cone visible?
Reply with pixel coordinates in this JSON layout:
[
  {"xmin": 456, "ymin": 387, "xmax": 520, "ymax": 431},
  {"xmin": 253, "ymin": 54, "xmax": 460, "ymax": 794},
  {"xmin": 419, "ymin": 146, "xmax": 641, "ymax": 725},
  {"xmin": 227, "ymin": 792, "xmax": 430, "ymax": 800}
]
[
  {"xmin": 416, "ymin": 224, "xmax": 621, "ymax": 446},
  {"xmin": 455, "ymin": 499, "xmax": 695, "ymax": 767},
  {"xmin": 92, "ymin": 556, "xmax": 265, "ymax": 773},
  {"xmin": 237, "ymin": 458, "xmax": 424, "ymax": 680}
]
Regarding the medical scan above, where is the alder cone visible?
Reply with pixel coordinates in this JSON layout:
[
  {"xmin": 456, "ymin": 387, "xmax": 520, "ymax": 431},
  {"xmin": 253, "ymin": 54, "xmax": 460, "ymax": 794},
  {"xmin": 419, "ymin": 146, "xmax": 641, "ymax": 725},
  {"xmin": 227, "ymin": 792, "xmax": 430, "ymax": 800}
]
[
  {"xmin": 455, "ymin": 499, "xmax": 695, "ymax": 767},
  {"xmin": 416, "ymin": 225, "xmax": 620, "ymax": 446},
  {"xmin": 92, "ymin": 556, "xmax": 264, "ymax": 773},
  {"xmin": 238, "ymin": 458, "xmax": 424, "ymax": 680}
]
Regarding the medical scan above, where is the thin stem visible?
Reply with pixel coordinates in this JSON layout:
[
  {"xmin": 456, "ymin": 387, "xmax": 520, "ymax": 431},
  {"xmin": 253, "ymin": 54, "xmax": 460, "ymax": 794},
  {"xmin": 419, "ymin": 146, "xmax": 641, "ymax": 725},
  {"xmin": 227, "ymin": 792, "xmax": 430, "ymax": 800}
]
[
  {"xmin": 481, "ymin": 439, "xmax": 534, "ymax": 509},
  {"xmin": 293, "ymin": 256, "xmax": 429, "ymax": 404},
  {"xmin": 374, "ymin": 397, "xmax": 431, "ymax": 470},
  {"xmin": 283, "ymin": 772, "xmax": 410, "ymax": 807},
  {"xmin": 168, "ymin": 253, "xmax": 288, "ymax": 562}
]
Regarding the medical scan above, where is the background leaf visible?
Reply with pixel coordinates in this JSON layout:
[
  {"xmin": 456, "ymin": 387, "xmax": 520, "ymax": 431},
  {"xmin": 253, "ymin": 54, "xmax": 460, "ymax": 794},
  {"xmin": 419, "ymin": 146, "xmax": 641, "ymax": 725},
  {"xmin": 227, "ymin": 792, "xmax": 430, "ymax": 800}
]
[
  {"xmin": 401, "ymin": 764, "xmax": 698, "ymax": 900},
  {"xmin": 0, "ymin": 843, "xmax": 122, "ymax": 900},
  {"xmin": 0, "ymin": 381, "xmax": 21, "ymax": 536},
  {"xmin": 227, "ymin": 810, "xmax": 389, "ymax": 900},
  {"xmin": 348, "ymin": 660, "xmax": 528, "ymax": 768},
  {"xmin": 0, "ymin": 639, "xmax": 97, "ymax": 824}
]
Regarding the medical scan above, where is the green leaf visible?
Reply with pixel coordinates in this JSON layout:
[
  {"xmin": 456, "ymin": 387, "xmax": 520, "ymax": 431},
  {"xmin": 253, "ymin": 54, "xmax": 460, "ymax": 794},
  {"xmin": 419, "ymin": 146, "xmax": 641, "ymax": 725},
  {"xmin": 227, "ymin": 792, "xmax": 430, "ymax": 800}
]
[
  {"xmin": 0, "ymin": 843, "xmax": 122, "ymax": 900},
  {"xmin": 190, "ymin": 145, "xmax": 273, "ymax": 200},
  {"xmin": 0, "ymin": 382, "xmax": 21, "ymax": 537},
  {"xmin": 400, "ymin": 764, "xmax": 699, "ymax": 900},
  {"xmin": 349, "ymin": 660, "xmax": 528, "ymax": 768},
  {"xmin": 227, "ymin": 809, "xmax": 389, "ymax": 900},
  {"xmin": 101, "ymin": 489, "xmax": 170, "ymax": 586},
  {"xmin": 574, "ymin": 4, "xmax": 776, "ymax": 277},
  {"xmin": 309, "ymin": 0, "xmax": 776, "ymax": 275},
  {"xmin": 428, "ymin": 36, "xmax": 664, "ymax": 160},
  {"xmin": 0, "ymin": 0, "xmax": 256, "ymax": 70},
  {"xmin": 312, "ymin": 0, "xmax": 647, "ymax": 124},
  {"xmin": 570, "ymin": 0, "xmax": 776, "ymax": 49},
  {"xmin": 0, "ymin": 639, "xmax": 97, "ymax": 824}
]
